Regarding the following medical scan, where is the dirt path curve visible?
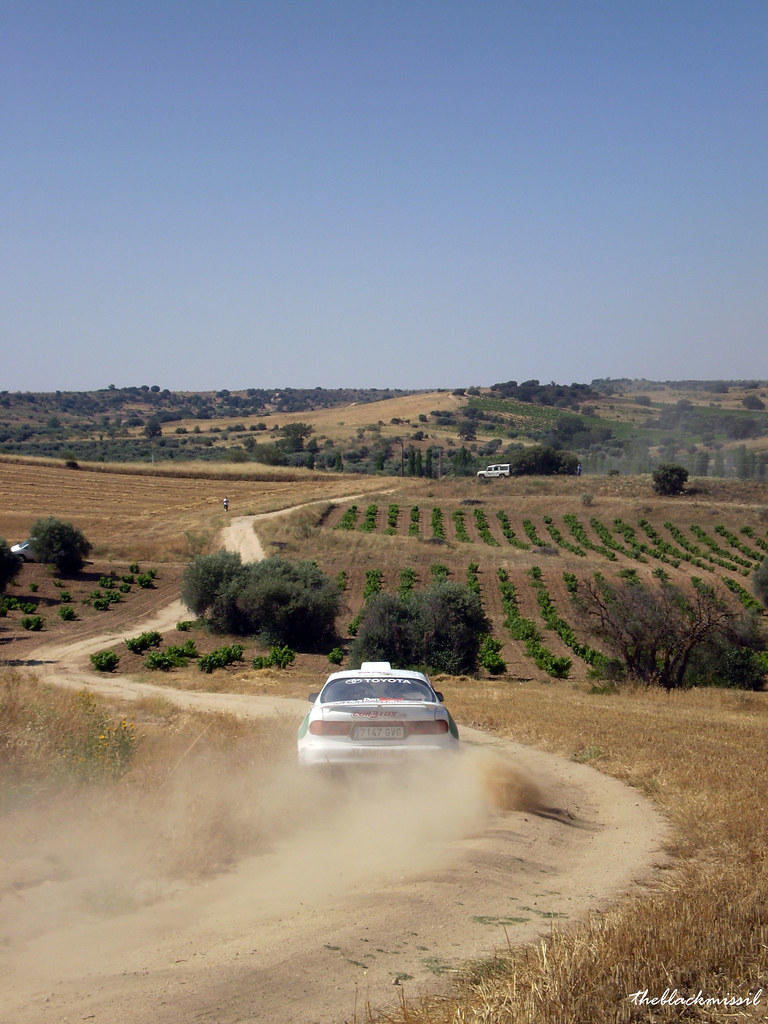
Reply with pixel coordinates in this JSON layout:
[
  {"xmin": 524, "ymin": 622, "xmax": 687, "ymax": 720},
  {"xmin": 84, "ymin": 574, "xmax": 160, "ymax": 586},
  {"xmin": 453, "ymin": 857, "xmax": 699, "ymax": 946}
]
[{"xmin": 2, "ymin": 504, "xmax": 670, "ymax": 1024}]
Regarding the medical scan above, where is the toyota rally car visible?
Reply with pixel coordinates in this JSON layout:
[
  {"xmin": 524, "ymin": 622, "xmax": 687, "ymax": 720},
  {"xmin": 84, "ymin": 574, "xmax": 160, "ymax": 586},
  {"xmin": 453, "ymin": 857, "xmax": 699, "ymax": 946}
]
[{"xmin": 297, "ymin": 662, "xmax": 460, "ymax": 767}]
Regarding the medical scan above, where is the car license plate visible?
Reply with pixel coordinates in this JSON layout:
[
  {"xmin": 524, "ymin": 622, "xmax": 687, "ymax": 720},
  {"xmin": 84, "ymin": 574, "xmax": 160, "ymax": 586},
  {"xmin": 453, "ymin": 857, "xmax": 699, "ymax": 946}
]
[{"xmin": 353, "ymin": 725, "xmax": 405, "ymax": 741}]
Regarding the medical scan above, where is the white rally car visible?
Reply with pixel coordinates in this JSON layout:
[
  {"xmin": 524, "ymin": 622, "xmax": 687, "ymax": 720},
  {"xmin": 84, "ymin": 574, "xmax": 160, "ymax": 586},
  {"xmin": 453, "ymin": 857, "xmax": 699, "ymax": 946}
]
[{"xmin": 297, "ymin": 662, "xmax": 459, "ymax": 767}]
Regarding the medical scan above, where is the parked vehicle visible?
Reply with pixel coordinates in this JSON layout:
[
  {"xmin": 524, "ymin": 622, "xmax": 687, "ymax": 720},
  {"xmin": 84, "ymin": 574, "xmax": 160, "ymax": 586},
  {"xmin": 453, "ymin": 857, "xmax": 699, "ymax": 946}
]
[
  {"xmin": 11, "ymin": 540, "xmax": 36, "ymax": 562},
  {"xmin": 477, "ymin": 464, "xmax": 510, "ymax": 478},
  {"xmin": 298, "ymin": 661, "xmax": 459, "ymax": 767}
]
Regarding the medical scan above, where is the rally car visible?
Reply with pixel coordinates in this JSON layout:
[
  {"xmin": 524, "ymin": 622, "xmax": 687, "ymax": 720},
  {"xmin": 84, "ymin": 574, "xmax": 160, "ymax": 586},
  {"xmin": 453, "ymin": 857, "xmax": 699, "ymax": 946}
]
[{"xmin": 297, "ymin": 661, "xmax": 459, "ymax": 767}]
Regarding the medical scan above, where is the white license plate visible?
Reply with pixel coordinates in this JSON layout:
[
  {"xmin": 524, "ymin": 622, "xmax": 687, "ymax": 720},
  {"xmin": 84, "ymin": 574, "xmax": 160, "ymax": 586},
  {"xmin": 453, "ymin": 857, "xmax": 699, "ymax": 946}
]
[{"xmin": 353, "ymin": 725, "xmax": 405, "ymax": 741}]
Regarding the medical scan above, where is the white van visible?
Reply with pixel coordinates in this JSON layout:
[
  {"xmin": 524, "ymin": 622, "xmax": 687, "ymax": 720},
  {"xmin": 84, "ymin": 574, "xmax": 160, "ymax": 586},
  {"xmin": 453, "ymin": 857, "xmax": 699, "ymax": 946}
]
[{"xmin": 477, "ymin": 464, "xmax": 511, "ymax": 479}]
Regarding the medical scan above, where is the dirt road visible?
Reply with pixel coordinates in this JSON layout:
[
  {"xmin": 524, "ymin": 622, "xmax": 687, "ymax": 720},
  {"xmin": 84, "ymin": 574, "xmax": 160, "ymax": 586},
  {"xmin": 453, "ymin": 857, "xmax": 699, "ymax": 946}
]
[{"xmin": 0, "ymin": 510, "xmax": 670, "ymax": 1024}]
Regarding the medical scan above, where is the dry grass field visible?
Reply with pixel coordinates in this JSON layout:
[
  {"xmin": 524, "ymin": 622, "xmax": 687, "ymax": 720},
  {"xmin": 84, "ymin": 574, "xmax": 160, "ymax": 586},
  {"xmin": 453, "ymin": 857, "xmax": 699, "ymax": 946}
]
[{"xmin": 1, "ymin": 459, "xmax": 767, "ymax": 1022}]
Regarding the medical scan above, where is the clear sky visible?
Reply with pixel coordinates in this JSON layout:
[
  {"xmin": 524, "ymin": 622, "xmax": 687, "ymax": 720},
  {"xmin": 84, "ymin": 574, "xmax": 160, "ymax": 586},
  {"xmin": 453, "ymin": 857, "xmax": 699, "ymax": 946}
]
[{"xmin": 2, "ymin": 1, "xmax": 766, "ymax": 393}]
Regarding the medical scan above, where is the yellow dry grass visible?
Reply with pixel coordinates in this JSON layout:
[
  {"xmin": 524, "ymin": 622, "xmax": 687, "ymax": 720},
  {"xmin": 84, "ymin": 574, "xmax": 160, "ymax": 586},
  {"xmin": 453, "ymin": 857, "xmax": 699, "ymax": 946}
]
[
  {"xmin": 376, "ymin": 680, "xmax": 768, "ymax": 1024},
  {"xmin": 0, "ymin": 456, "xmax": 389, "ymax": 560}
]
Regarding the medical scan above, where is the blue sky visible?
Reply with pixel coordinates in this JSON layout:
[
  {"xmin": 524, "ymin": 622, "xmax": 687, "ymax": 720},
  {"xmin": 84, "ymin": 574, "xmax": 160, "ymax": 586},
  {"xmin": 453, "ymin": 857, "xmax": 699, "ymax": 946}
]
[{"xmin": 2, "ymin": 1, "xmax": 766, "ymax": 392}]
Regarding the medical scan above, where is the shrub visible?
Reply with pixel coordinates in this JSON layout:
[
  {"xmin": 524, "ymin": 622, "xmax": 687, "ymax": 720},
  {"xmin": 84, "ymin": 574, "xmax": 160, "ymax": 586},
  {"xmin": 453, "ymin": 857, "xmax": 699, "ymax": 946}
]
[
  {"xmin": 90, "ymin": 649, "xmax": 119, "ymax": 672},
  {"xmin": 145, "ymin": 642, "xmax": 197, "ymax": 671},
  {"xmin": 398, "ymin": 568, "xmax": 417, "ymax": 597},
  {"xmin": 359, "ymin": 504, "xmax": 378, "ymax": 532},
  {"xmin": 58, "ymin": 605, "xmax": 76, "ymax": 621},
  {"xmin": 181, "ymin": 549, "xmax": 243, "ymax": 615},
  {"xmin": 327, "ymin": 647, "xmax": 344, "ymax": 665},
  {"xmin": 21, "ymin": 615, "xmax": 44, "ymax": 631},
  {"xmin": 144, "ymin": 650, "xmax": 179, "ymax": 671},
  {"xmin": 349, "ymin": 582, "xmax": 489, "ymax": 675},
  {"xmin": 124, "ymin": 630, "xmax": 162, "ymax": 654},
  {"xmin": 252, "ymin": 644, "xmax": 296, "ymax": 670},
  {"xmin": 203, "ymin": 557, "xmax": 341, "ymax": 651},
  {"xmin": 198, "ymin": 644, "xmax": 244, "ymax": 673},
  {"xmin": 335, "ymin": 505, "xmax": 359, "ymax": 530},
  {"xmin": 652, "ymin": 463, "xmax": 689, "ymax": 496},
  {"xmin": 362, "ymin": 569, "xmax": 383, "ymax": 600},
  {"xmin": 479, "ymin": 635, "xmax": 507, "ymax": 675},
  {"xmin": 29, "ymin": 516, "xmax": 91, "ymax": 574}
]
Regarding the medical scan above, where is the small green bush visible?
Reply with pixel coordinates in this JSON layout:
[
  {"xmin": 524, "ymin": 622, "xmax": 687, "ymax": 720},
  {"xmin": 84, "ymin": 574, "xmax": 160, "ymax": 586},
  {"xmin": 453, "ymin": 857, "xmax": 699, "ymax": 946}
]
[
  {"xmin": 479, "ymin": 634, "xmax": 506, "ymax": 675},
  {"xmin": 58, "ymin": 605, "xmax": 76, "ymax": 621},
  {"xmin": 124, "ymin": 630, "xmax": 162, "ymax": 654},
  {"xmin": 144, "ymin": 642, "xmax": 197, "ymax": 671},
  {"xmin": 328, "ymin": 647, "xmax": 344, "ymax": 665},
  {"xmin": 253, "ymin": 644, "xmax": 296, "ymax": 670},
  {"xmin": 21, "ymin": 615, "xmax": 44, "ymax": 631},
  {"xmin": 199, "ymin": 644, "xmax": 244, "ymax": 673},
  {"xmin": 91, "ymin": 649, "xmax": 119, "ymax": 672}
]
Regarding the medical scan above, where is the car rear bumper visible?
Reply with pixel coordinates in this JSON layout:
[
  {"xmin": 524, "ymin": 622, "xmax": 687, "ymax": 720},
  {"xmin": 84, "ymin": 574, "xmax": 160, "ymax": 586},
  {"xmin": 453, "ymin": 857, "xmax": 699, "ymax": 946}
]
[{"xmin": 298, "ymin": 738, "xmax": 459, "ymax": 767}]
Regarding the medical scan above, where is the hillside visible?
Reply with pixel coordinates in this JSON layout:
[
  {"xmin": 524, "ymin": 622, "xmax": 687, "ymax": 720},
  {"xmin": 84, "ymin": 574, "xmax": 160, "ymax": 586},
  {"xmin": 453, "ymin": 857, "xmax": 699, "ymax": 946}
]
[{"xmin": 2, "ymin": 378, "xmax": 767, "ymax": 481}]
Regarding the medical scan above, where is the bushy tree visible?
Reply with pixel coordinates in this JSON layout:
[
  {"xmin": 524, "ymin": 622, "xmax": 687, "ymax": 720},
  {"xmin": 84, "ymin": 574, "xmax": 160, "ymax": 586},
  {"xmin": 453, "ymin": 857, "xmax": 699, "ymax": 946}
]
[
  {"xmin": 510, "ymin": 445, "xmax": 578, "ymax": 476},
  {"xmin": 415, "ymin": 581, "xmax": 489, "ymax": 674},
  {"xmin": 652, "ymin": 462, "xmax": 689, "ymax": 495},
  {"xmin": 575, "ymin": 575, "xmax": 765, "ymax": 690},
  {"xmin": 348, "ymin": 593, "xmax": 420, "ymax": 668},
  {"xmin": 183, "ymin": 554, "xmax": 342, "ymax": 651},
  {"xmin": 181, "ymin": 549, "xmax": 243, "ymax": 615},
  {"xmin": 0, "ymin": 539, "xmax": 22, "ymax": 593},
  {"xmin": 29, "ymin": 517, "xmax": 91, "ymax": 574},
  {"xmin": 350, "ymin": 582, "xmax": 489, "ymax": 675}
]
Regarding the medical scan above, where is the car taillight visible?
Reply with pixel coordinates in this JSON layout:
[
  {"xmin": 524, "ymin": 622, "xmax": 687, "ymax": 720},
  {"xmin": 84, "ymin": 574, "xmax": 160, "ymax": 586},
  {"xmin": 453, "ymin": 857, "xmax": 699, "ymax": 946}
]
[
  {"xmin": 408, "ymin": 719, "xmax": 449, "ymax": 735},
  {"xmin": 309, "ymin": 720, "xmax": 350, "ymax": 736}
]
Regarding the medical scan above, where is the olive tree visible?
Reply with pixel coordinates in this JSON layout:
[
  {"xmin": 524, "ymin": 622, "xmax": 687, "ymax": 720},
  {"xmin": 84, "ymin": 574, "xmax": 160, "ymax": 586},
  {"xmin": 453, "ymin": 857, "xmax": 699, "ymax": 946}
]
[
  {"xmin": 652, "ymin": 462, "xmax": 689, "ymax": 495},
  {"xmin": 350, "ymin": 582, "xmax": 489, "ymax": 675},
  {"xmin": 181, "ymin": 554, "xmax": 342, "ymax": 651},
  {"xmin": 180, "ymin": 549, "xmax": 243, "ymax": 615},
  {"xmin": 29, "ymin": 517, "xmax": 91, "ymax": 574}
]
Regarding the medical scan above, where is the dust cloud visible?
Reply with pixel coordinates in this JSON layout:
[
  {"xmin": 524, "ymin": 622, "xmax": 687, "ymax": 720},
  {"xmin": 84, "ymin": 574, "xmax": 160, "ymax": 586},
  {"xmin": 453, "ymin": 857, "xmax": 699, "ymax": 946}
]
[{"xmin": 0, "ymin": 734, "xmax": 541, "ymax": 1002}]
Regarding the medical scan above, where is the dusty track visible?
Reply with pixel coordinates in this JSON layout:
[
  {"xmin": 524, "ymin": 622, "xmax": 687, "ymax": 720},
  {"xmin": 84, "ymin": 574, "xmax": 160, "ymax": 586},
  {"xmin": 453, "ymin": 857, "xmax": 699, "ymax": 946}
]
[{"xmin": 1, "ymin": 508, "xmax": 669, "ymax": 1024}]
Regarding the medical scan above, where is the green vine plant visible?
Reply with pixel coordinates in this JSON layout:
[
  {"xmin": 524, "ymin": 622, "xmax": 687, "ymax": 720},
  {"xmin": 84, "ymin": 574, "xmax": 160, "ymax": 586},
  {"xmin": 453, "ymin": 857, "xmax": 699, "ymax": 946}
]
[
  {"xmin": 496, "ymin": 511, "xmax": 530, "ymax": 550},
  {"xmin": 497, "ymin": 568, "xmax": 571, "ymax": 679}
]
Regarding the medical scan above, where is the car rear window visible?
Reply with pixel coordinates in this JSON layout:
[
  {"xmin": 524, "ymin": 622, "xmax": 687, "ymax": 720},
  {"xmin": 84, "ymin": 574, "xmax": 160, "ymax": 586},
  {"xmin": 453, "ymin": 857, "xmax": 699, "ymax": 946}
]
[{"xmin": 320, "ymin": 676, "xmax": 436, "ymax": 703}]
